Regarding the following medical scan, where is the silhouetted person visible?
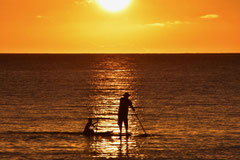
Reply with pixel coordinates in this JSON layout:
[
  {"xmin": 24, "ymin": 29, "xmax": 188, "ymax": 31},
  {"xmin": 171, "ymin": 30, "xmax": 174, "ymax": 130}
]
[
  {"xmin": 118, "ymin": 93, "xmax": 135, "ymax": 136},
  {"xmin": 83, "ymin": 118, "xmax": 97, "ymax": 135}
]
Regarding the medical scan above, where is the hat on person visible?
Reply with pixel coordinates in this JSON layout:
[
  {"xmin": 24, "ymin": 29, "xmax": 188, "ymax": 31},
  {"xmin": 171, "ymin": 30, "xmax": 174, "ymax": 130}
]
[{"xmin": 123, "ymin": 92, "xmax": 130, "ymax": 97}]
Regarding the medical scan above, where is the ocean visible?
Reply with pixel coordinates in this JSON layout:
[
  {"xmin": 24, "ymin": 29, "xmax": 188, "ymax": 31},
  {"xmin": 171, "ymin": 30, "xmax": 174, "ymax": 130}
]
[{"xmin": 0, "ymin": 54, "xmax": 239, "ymax": 160}]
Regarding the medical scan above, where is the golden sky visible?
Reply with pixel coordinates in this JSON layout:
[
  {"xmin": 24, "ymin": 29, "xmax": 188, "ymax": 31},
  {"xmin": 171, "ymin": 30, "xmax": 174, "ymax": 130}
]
[{"xmin": 1, "ymin": 0, "xmax": 240, "ymax": 53}]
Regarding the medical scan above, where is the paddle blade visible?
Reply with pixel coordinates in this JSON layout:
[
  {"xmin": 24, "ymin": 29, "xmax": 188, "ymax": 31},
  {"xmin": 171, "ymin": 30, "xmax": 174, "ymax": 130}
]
[{"xmin": 135, "ymin": 134, "xmax": 149, "ymax": 137}]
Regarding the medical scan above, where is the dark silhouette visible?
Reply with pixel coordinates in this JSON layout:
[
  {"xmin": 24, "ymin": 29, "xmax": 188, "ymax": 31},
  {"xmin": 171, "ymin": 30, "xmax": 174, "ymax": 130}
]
[
  {"xmin": 83, "ymin": 118, "xmax": 97, "ymax": 135},
  {"xmin": 118, "ymin": 93, "xmax": 135, "ymax": 136}
]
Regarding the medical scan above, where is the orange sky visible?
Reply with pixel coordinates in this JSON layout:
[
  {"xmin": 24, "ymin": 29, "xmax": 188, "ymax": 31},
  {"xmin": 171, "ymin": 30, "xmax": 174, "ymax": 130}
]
[{"xmin": 1, "ymin": 0, "xmax": 240, "ymax": 53}]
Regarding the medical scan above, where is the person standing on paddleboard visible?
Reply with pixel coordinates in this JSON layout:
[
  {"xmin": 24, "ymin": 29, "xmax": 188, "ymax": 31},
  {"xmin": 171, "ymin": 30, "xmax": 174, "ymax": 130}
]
[{"xmin": 118, "ymin": 92, "xmax": 135, "ymax": 136}]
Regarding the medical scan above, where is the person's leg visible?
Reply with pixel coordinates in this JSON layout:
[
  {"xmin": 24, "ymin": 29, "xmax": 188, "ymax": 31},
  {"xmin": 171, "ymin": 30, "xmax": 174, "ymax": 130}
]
[
  {"xmin": 118, "ymin": 118, "xmax": 123, "ymax": 135},
  {"xmin": 124, "ymin": 118, "xmax": 128, "ymax": 135}
]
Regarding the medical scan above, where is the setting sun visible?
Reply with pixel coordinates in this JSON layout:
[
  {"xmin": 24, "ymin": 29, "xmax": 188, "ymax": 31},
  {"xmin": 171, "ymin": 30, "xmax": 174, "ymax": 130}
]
[
  {"xmin": 0, "ymin": 0, "xmax": 240, "ymax": 53},
  {"xmin": 97, "ymin": 0, "xmax": 131, "ymax": 12}
]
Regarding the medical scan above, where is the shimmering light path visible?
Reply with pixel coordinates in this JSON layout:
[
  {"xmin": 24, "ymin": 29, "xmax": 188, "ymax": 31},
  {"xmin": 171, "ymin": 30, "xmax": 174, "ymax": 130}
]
[{"xmin": 0, "ymin": 54, "xmax": 239, "ymax": 159}]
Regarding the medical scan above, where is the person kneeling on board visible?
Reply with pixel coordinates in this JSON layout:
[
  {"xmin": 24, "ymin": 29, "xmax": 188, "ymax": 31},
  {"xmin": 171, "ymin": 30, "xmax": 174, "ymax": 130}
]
[{"xmin": 83, "ymin": 118, "xmax": 97, "ymax": 135}]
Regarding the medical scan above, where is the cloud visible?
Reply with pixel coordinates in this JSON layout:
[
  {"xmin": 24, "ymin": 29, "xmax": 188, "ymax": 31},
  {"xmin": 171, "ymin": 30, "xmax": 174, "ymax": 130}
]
[
  {"xmin": 167, "ymin": 21, "xmax": 190, "ymax": 25},
  {"xmin": 146, "ymin": 23, "xmax": 166, "ymax": 27},
  {"xmin": 36, "ymin": 15, "xmax": 44, "ymax": 19},
  {"xmin": 200, "ymin": 14, "xmax": 219, "ymax": 19},
  {"xmin": 74, "ymin": 0, "xmax": 95, "ymax": 5},
  {"xmin": 145, "ymin": 20, "xmax": 190, "ymax": 28},
  {"xmin": 86, "ymin": 0, "xmax": 95, "ymax": 3}
]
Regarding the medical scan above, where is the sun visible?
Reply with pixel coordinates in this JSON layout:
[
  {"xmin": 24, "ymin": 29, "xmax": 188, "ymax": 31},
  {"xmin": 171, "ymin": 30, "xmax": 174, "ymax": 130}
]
[{"xmin": 97, "ymin": 0, "xmax": 131, "ymax": 12}]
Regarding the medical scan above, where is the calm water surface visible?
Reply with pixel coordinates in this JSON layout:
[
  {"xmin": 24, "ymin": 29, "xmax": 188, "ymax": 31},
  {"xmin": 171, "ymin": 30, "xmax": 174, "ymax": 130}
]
[{"xmin": 0, "ymin": 54, "xmax": 239, "ymax": 160}]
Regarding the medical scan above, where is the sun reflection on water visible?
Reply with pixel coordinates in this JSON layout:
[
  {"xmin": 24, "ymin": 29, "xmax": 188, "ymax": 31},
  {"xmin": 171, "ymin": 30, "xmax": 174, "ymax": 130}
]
[
  {"xmin": 88, "ymin": 55, "xmax": 138, "ymax": 133},
  {"xmin": 86, "ymin": 55, "xmax": 140, "ymax": 158},
  {"xmin": 89, "ymin": 136, "xmax": 139, "ymax": 159}
]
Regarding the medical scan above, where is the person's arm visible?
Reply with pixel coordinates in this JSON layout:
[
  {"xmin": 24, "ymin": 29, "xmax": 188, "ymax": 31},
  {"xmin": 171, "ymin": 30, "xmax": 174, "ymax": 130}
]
[
  {"xmin": 91, "ymin": 124, "xmax": 95, "ymax": 128},
  {"xmin": 92, "ymin": 121, "xmax": 99, "ymax": 128}
]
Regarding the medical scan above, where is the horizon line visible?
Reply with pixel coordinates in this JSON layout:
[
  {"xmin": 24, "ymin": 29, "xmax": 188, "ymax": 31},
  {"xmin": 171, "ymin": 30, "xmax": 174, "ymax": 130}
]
[{"xmin": 0, "ymin": 52, "xmax": 240, "ymax": 55}]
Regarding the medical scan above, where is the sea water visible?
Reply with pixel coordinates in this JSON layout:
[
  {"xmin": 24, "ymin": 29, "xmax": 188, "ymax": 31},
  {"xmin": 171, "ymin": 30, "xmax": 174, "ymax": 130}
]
[{"xmin": 0, "ymin": 54, "xmax": 239, "ymax": 160}]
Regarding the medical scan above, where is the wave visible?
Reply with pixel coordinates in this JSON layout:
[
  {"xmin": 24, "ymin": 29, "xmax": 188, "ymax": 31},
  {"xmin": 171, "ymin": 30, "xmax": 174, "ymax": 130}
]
[
  {"xmin": 0, "ymin": 131, "xmax": 157, "ymax": 137},
  {"xmin": 0, "ymin": 131, "xmax": 84, "ymax": 135}
]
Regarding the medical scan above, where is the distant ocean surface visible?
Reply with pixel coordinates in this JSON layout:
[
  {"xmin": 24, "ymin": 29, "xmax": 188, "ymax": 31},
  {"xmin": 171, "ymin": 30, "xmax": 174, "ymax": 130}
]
[{"xmin": 0, "ymin": 54, "xmax": 239, "ymax": 160}]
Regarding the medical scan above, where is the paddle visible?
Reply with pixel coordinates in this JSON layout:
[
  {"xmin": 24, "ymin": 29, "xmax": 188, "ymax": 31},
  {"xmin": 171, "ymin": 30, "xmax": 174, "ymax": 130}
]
[
  {"xmin": 95, "ymin": 119, "xmax": 98, "ymax": 133},
  {"xmin": 133, "ymin": 110, "xmax": 148, "ymax": 137}
]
